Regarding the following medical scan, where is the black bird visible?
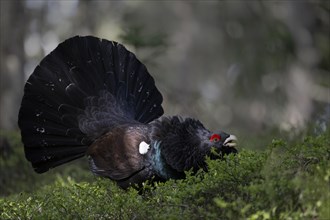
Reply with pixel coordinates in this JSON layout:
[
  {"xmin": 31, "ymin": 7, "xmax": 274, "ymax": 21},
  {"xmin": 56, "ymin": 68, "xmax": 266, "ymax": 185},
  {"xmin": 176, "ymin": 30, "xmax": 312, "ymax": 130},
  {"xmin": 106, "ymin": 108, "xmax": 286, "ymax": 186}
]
[{"xmin": 18, "ymin": 36, "xmax": 238, "ymax": 188}]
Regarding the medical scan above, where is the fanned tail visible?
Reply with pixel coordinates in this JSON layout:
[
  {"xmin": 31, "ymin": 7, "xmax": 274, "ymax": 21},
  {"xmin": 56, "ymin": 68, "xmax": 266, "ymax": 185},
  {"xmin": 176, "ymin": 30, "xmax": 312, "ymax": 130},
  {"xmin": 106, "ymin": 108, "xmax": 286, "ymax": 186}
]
[{"xmin": 18, "ymin": 36, "xmax": 164, "ymax": 173}]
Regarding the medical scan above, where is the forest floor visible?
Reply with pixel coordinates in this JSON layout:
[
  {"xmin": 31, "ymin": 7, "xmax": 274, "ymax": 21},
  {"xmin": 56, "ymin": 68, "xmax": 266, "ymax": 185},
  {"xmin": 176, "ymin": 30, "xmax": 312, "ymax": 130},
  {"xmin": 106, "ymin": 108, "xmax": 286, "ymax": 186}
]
[{"xmin": 0, "ymin": 130, "xmax": 329, "ymax": 220}]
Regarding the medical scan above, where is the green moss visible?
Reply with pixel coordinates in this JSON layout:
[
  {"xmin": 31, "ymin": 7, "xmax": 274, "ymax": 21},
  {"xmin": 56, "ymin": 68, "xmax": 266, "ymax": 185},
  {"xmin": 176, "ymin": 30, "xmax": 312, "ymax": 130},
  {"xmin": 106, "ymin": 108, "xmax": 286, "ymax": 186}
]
[{"xmin": 1, "ymin": 132, "xmax": 329, "ymax": 219}]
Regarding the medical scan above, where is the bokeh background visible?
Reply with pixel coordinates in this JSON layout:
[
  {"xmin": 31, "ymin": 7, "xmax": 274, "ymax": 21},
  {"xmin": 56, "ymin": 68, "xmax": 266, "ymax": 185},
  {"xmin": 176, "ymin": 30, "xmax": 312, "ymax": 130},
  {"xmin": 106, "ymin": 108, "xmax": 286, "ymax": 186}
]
[{"xmin": 1, "ymin": 0, "xmax": 329, "ymax": 149}]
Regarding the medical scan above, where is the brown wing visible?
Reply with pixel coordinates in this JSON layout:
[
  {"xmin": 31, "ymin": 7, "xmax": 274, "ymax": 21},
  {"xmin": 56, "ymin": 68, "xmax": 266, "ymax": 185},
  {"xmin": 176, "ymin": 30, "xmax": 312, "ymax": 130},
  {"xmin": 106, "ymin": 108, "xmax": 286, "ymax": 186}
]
[{"xmin": 87, "ymin": 124, "xmax": 150, "ymax": 182}]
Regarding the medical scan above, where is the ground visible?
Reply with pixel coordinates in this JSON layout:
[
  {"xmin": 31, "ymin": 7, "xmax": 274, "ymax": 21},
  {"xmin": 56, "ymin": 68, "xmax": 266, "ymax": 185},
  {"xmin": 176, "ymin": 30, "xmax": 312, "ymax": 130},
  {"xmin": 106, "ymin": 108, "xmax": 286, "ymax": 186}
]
[{"xmin": 0, "ymin": 131, "xmax": 329, "ymax": 219}]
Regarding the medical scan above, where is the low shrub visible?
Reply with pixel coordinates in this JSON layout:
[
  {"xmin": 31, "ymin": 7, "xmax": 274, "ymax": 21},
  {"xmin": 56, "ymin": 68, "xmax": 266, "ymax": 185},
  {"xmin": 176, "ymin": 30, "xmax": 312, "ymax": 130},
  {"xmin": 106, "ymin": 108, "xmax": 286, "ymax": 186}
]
[{"xmin": 1, "ymin": 132, "xmax": 329, "ymax": 219}]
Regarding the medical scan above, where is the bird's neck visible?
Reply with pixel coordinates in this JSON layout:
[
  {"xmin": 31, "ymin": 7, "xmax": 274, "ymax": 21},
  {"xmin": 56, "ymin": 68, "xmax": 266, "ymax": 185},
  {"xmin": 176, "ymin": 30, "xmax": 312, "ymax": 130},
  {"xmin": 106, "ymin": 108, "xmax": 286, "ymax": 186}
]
[
  {"xmin": 150, "ymin": 140, "xmax": 184, "ymax": 180},
  {"xmin": 151, "ymin": 141, "xmax": 167, "ymax": 179}
]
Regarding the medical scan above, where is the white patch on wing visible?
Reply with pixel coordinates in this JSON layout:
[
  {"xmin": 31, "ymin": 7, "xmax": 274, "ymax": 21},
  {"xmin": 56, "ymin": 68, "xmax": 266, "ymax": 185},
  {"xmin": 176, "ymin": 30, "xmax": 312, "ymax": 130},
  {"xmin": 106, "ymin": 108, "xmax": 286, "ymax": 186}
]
[{"xmin": 139, "ymin": 141, "xmax": 150, "ymax": 154}]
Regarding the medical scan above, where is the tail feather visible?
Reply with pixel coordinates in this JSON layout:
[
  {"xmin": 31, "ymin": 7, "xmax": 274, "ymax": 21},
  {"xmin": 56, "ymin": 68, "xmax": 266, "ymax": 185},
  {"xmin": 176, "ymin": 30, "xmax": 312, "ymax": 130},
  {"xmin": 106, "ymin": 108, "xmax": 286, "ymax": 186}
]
[
  {"xmin": 27, "ymin": 147, "xmax": 87, "ymax": 173},
  {"xmin": 18, "ymin": 36, "xmax": 164, "ymax": 172}
]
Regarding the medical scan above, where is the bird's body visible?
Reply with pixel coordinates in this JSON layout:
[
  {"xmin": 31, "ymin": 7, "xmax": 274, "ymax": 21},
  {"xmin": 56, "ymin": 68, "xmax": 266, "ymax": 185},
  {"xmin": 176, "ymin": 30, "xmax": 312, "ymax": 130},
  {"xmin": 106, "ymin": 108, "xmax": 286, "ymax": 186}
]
[{"xmin": 18, "ymin": 36, "xmax": 237, "ymax": 188}]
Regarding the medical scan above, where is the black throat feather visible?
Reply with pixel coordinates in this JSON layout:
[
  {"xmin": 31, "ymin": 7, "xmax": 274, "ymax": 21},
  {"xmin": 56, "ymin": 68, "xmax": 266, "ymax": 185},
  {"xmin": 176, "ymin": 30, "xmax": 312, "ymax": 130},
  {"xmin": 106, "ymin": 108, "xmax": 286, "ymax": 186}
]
[{"xmin": 150, "ymin": 116, "xmax": 212, "ymax": 176}]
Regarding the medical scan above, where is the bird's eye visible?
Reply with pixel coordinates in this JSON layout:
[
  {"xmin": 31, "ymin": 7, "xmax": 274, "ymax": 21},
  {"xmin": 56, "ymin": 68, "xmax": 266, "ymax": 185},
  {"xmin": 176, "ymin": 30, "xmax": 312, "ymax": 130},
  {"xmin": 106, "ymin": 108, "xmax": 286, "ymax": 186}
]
[{"xmin": 210, "ymin": 134, "xmax": 221, "ymax": 142}]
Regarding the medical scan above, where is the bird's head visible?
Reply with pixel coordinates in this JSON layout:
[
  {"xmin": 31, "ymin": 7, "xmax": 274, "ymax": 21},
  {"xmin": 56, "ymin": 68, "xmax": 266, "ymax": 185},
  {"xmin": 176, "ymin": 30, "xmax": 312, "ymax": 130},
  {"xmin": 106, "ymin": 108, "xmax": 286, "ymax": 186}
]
[{"xmin": 208, "ymin": 131, "xmax": 238, "ymax": 158}]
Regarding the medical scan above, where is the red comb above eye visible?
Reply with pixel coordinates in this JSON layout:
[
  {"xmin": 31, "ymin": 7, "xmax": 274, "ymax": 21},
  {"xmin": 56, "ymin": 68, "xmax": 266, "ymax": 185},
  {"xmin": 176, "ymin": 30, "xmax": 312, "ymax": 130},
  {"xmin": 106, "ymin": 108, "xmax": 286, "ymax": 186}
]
[{"xmin": 210, "ymin": 134, "xmax": 221, "ymax": 142}]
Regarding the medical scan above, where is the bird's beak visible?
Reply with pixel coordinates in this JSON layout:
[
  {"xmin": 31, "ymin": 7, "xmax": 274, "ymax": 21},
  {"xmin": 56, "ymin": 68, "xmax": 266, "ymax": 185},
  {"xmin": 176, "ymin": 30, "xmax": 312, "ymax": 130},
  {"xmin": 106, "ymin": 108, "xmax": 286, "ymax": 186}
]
[{"xmin": 223, "ymin": 135, "xmax": 238, "ymax": 148}]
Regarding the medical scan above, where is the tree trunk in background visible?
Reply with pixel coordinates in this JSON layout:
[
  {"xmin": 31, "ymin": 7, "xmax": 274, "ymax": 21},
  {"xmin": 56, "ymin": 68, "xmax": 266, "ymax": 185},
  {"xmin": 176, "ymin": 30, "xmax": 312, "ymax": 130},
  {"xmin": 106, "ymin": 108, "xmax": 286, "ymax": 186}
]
[{"xmin": 0, "ymin": 1, "xmax": 26, "ymax": 130}]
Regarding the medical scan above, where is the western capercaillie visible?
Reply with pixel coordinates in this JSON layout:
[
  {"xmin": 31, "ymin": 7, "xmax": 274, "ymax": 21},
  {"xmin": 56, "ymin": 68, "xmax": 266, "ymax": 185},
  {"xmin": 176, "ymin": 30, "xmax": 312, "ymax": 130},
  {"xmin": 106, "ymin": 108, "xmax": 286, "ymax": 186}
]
[{"xmin": 18, "ymin": 36, "xmax": 238, "ymax": 189}]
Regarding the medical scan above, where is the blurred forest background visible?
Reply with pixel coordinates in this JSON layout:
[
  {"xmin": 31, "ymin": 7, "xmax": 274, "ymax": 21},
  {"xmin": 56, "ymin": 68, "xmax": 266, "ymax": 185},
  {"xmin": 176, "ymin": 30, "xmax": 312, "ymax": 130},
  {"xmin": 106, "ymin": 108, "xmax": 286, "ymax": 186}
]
[{"xmin": 0, "ymin": 0, "xmax": 329, "ymax": 149}]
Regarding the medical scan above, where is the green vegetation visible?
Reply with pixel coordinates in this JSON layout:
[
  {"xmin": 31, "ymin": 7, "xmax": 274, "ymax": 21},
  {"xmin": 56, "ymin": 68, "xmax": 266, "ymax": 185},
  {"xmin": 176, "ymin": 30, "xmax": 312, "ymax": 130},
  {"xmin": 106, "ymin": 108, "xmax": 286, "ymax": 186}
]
[{"xmin": 1, "ymin": 131, "xmax": 329, "ymax": 219}]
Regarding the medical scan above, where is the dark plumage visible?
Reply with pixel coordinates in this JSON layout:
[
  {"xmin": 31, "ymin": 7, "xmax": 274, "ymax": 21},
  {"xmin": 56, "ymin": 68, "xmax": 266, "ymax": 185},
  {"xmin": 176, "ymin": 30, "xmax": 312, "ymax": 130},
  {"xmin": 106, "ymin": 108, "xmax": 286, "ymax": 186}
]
[{"xmin": 18, "ymin": 36, "xmax": 238, "ymax": 189}]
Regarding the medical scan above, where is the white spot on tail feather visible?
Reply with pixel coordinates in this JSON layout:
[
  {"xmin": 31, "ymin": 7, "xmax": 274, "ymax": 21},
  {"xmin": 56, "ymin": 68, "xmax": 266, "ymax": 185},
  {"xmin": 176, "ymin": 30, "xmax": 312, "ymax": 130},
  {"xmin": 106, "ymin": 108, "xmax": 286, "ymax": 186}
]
[{"xmin": 139, "ymin": 141, "xmax": 150, "ymax": 154}]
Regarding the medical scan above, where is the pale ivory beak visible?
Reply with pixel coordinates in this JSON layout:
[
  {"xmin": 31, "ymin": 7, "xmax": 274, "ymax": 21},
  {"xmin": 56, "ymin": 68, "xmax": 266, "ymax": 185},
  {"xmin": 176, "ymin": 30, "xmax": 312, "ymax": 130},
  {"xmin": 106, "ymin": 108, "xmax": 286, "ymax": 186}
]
[{"xmin": 223, "ymin": 135, "xmax": 238, "ymax": 147}]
